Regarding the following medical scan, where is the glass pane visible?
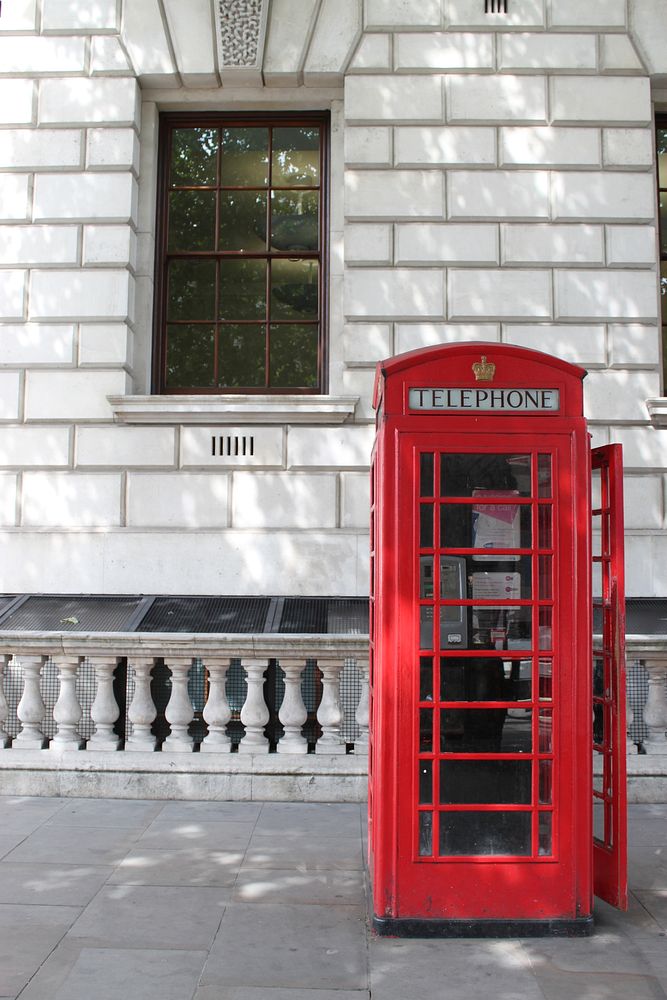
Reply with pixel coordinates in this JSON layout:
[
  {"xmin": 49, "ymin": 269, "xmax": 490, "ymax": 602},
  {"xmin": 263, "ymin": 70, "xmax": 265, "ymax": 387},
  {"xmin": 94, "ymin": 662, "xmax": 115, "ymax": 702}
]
[
  {"xmin": 420, "ymin": 606, "xmax": 433, "ymax": 649},
  {"xmin": 271, "ymin": 258, "xmax": 318, "ymax": 320},
  {"xmin": 440, "ymin": 504, "xmax": 531, "ymax": 550},
  {"xmin": 539, "ymin": 760, "xmax": 552, "ymax": 804},
  {"xmin": 538, "ymin": 556, "xmax": 552, "ymax": 600},
  {"xmin": 441, "ymin": 708, "xmax": 532, "ymax": 753},
  {"xmin": 420, "ymin": 454, "xmax": 434, "ymax": 496},
  {"xmin": 471, "ymin": 603, "xmax": 532, "ymax": 650},
  {"xmin": 658, "ymin": 130, "xmax": 667, "ymax": 183},
  {"xmin": 171, "ymin": 128, "xmax": 218, "ymax": 186},
  {"xmin": 420, "ymin": 557, "xmax": 434, "ymax": 599},
  {"xmin": 420, "ymin": 504, "xmax": 433, "ymax": 548},
  {"xmin": 593, "ymin": 656, "xmax": 604, "ymax": 697},
  {"xmin": 218, "ymin": 324, "xmax": 265, "ymax": 388},
  {"xmin": 440, "ymin": 454, "xmax": 531, "ymax": 498},
  {"xmin": 593, "ymin": 701, "xmax": 605, "ymax": 747},
  {"xmin": 593, "ymin": 799, "xmax": 605, "ymax": 842},
  {"xmin": 439, "ymin": 810, "xmax": 531, "ymax": 856},
  {"xmin": 271, "ymin": 191, "xmax": 318, "ymax": 251},
  {"xmin": 220, "ymin": 127, "xmax": 269, "ymax": 187},
  {"xmin": 269, "ymin": 323, "xmax": 318, "ymax": 387},
  {"xmin": 537, "ymin": 454, "xmax": 551, "ymax": 497},
  {"xmin": 420, "ymin": 656, "xmax": 433, "ymax": 702},
  {"xmin": 167, "ymin": 259, "xmax": 216, "ymax": 321},
  {"xmin": 539, "ymin": 607, "xmax": 552, "ymax": 650},
  {"xmin": 165, "ymin": 324, "xmax": 214, "ymax": 388},
  {"xmin": 439, "ymin": 759, "xmax": 531, "ymax": 804},
  {"xmin": 219, "ymin": 258, "xmax": 266, "ymax": 320},
  {"xmin": 168, "ymin": 190, "xmax": 216, "ymax": 251},
  {"xmin": 419, "ymin": 708, "xmax": 433, "ymax": 752},
  {"xmin": 538, "ymin": 506, "xmax": 552, "ymax": 548},
  {"xmin": 539, "ymin": 659, "xmax": 552, "ymax": 701},
  {"xmin": 418, "ymin": 811, "xmax": 433, "ymax": 856},
  {"xmin": 272, "ymin": 126, "xmax": 320, "ymax": 186},
  {"xmin": 539, "ymin": 709, "xmax": 553, "ymax": 753},
  {"xmin": 219, "ymin": 191, "xmax": 268, "ymax": 251},
  {"xmin": 419, "ymin": 760, "xmax": 433, "ymax": 804},
  {"xmin": 538, "ymin": 812, "xmax": 552, "ymax": 856},
  {"xmin": 591, "ymin": 467, "xmax": 602, "ymax": 510},
  {"xmin": 440, "ymin": 656, "xmax": 519, "ymax": 702},
  {"xmin": 661, "ymin": 192, "xmax": 667, "ymax": 256}
]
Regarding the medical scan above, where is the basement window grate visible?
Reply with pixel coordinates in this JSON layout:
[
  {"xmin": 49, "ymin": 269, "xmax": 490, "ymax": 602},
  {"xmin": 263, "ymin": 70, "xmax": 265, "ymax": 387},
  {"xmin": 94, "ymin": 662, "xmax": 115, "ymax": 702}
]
[
  {"xmin": 0, "ymin": 596, "xmax": 144, "ymax": 632},
  {"xmin": 136, "ymin": 596, "xmax": 271, "ymax": 633}
]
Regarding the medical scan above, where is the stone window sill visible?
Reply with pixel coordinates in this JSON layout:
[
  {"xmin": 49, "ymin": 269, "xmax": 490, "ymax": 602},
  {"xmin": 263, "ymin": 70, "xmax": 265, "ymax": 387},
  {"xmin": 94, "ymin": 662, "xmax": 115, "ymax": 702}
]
[
  {"xmin": 108, "ymin": 394, "xmax": 359, "ymax": 425},
  {"xmin": 646, "ymin": 399, "xmax": 667, "ymax": 426}
]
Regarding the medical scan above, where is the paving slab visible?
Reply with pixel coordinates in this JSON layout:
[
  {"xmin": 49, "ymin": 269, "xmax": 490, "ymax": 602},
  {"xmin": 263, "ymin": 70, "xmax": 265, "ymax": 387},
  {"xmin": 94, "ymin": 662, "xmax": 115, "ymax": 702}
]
[
  {"xmin": 634, "ymin": 890, "xmax": 667, "ymax": 931},
  {"xmin": 157, "ymin": 801, "xmax": 262, "ymax": 823},
  {"xmin": 233, "ymin": 868, "xmax": 364, "ymax": 905},
  {"xmin": 194, "ymin": 990, "xmax": 370, "ymax": 1000},
  {"xmin": 44, "ymin": 798, "xmax": 163, "ymax": 830},
  {"xmin": 243, "ymin": 832, "xmax": 364, "ymax": 871},
  {"xmin": 0, "ymin": 862, "xmax": 112, "ymax": 905},
  {"xmin": 3, "ymin": 824, "xmax": 140, "ymax": 866},
  {"xmin": 0, "ymin": 796, "xmax": 66, "ymax": 835},
  {"xmin": 52, "ymin": 947, "xmax": 207, "ymax": 1000},
  {"xmin": 108, "ymin": 846, "xmax": 242, "ymax": 886},
  {"xmin": 0, "ymin": 833, "xmax": 29, "ymax": 860},
  {"xmin": 135, "ymin": 818, "xmax": 255, "ymax": 852},
  {"xmin": 0, "ymin": 903, "xmax": 81, "ymax": 997},
  {"xmin": 629, "ymin": 845, "xmax": 667, "ymax": 890},
  {"xmin": 253, "ymin": 802, "xmax": 363, "ymax": 839}
]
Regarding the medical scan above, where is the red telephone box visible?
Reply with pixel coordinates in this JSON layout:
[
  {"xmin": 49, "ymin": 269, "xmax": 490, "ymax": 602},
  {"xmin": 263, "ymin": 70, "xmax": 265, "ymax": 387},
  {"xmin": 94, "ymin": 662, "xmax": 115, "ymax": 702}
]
[{"xmin": 369, "ymin": 343, "xmax": 626, "ymax": 937}]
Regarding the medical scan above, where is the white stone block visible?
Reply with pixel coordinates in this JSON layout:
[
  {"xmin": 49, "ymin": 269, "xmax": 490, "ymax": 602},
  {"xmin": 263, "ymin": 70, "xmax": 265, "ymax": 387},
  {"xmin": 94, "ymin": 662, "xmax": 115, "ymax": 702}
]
[
  {"xmin": 232, "ymin": 473, "xmax": 337, "ymax": 529},
  {"xmin": 340, "ymin": 368, "xmax": 376, "ymax": 420},
  {"xmin": 395, "ymin": 126, "xmax": 496, "ymax": 166},
  {"xmin": 0, "ymin": 175, "xmax": 30, "ymax": 222},
  {"xmin": 396, "ymin": 32, "xmax": 493, "ymax": 70},
  {"xmin": 0, "ymin": 271, "xmax": 26, "ymax": 321},
  {"xmin": 0, "ymin": 36, "xmax": 85, "ymax": 73},
  {"xmin": 550, "ymin": 77, "xmax": 651, "ymax": 125},
  {"xmin": 551, "ymin": 172, "xmax": 655, "ymax": 222},
  {"xmin": 365, "ymin": 0, "xmax": 442, "ymax": 27},
  {"xmin": 0, "ymin": 80, "xmax": 34, "ymax": 124},
  {"xmin": 548, "ymin": 0, "xmax": 625, "ymax": 27},
  {"xmin": 600, "ymin": 35, "xmax": 644, "ymax": 72},
  {"xmin": 449, "ymin": 170, "xmax": 549, "ymax": 219},
  {"xmin": 42, "ymin": 0, "xmax": 119, "ymax": 32},
  {"xmin": 288, "ymin": 426, "xmax": 375, "ymax": 470},
  {"xmin": 0, "ymin": 129, "xmax": 82, "ymax": 170},
  {"xmin": 629, "ymin": 0, "xmax": 667, "ymax": 80},
  {"xmin": 448, "ymin": 75, "xmax": 547, "ymax": 123},
  {"xmin": 0, "ymin": 324, "xmax": 75, "ymax": 366},
  {"xmin": 554, "ymin": 270, "xmax": 658, "ymax": 321},
  {"xmin": 30, "ymin": 270, "xmax": 133, "ymax": 322},
  {"xmin": 349, "ymin": 34, "xmax": 391, "ymax": 71},
  {"xmin": 501, "ymin": 126, "xmax": 600, "ymax": 167},
  {"xmin": 609, "ymin": 324, "xmax": 661, "ymax": 367},
  {"xmin": 22, "ymin": 472, "xmax": 121, "ymax": 527},
  {"xmin": 39, "ymin": 78, "xmax": 139, "ymax": 126},
  {"xmin": 0, "ymin": 0, "xmax": 37, "ymax": 31},
  {"xmin": 446, "ymin": 0, "xmax": 545, "ymax": 28},
  {"xmin": 304, "ymin": 0, "xmax": 361, "ymax": 84},
  {"xmin": 83, "ymin": 225, "xmax": 136, "ymax": 267},
  {"xmin": 76, "ymin": 427, "xmax": 175, "ymax": 467},
  {"xmin": 24, "ymin": 370, "xmax": 129, "ymax": 420},
  {"xmin": 161, "ymin": 0, "xmax": 217, "ymax": 87},
  {"xmin": 0, "ymin": 475, "xmax": 17, "ymax": 526},
  {"xmin": 502, "ymin": 324, "xmax": 606, "ymax": 366},
  {"xmin": 342, "ymin": 323, "xmax": 392, "ymax": 365},
  {"xmin": 34, "ymin": 172, "xmax": 137, "ymax": 223},
  {"xmin": 180, "ymin": 427, "xmax": 284, "ymax": 469},
  {"xmin": 615, "ymin": 427, "xmax": 667, "ymax": 471},
  {"xmin": 0, "ymin": 226, "xmax": 79, "ymax": 266},
  {"xmin": 345, "ymin": 224, "xmax": 392, "ymax": 265},
  {"xmin": 91, "ymin": 36, "xmax": 133, "ymax": 75},
  {"xmin": 584, "ymin": 371, "xmax": 659, "ymax": 421},
  {"xmin": 499, "ymin": 33, "xmax": 596, "ymax": 69},
  {"xmin": 622, "ymin": 477, "xmax": 663, "ymax": 529},
  {"xmin": 0, "ymin": 372, "xmax": 20, "ymax": 420},
  {"xmin": 341, "ymin": 472, "xmax": 370, "ymax": 529},
  {"xmin": 0, "ymin": 426, "xmax": 71, "ymax": 467},
  {"xmin": 396, "ymin": 223, "xmax": 498, "ymax": 264},
  {"xmin": 344, "ymin": 127, "xmax": 392, "ymax": 168},
  {"xmin": 345, "ymin": 268, "xmax": 445, "ymax": 320},
  {"xmin": 127, "ymin": 473, "xmax": 229, "ymax": 528},
  {"xmin": 448, "ymin": 269, "xmax": 551, "ymax": 319},
  {"xmin": 79, "ymin": 324, "xmax": 131, "ymax": 366},
  {"xmin": 86, "ymin": 129, "xmax": 140, "ymax": 172},
  {"xmin": 345, "ymin": 75, "xmax": 443, "ymax": 123},
  {"xmin": 346, "ymin": 170, "xmax": 444, "ymax": 220},
  {"xmin": 502, "ymin": 224, "xmax": 604, "ymax": 264},
  {"xmin": 602, "ymin": 128, "xmax": 654, "ymax": 168},
  {"xmin": 606, "ymin": 226, "xmax": 657, "ymax": 266},
  {"xmin": 262, "ymin": 0, "xmax": 319, "ymax": 85},
  {"xmin": 395, "ymin": 322, "xmax": 500, "ymax": 353}
]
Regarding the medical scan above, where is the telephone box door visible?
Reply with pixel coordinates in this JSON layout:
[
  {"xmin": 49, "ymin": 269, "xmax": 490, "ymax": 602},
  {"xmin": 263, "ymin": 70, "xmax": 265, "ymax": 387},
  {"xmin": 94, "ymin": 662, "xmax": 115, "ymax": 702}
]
[{"xmin": 591, "ymin": 444, "xmax": 628, "ymax": 910}]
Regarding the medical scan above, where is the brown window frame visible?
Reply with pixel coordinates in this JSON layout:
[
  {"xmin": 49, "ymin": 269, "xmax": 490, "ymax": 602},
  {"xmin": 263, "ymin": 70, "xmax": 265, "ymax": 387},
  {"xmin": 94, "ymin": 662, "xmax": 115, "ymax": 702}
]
[
  {"xmin": 657, "ymin": 115, "xmax": 667, "ymax": 390},
  {"xmin": 152, "ymin": 111, "xmax": 329, "ymax": 395}
]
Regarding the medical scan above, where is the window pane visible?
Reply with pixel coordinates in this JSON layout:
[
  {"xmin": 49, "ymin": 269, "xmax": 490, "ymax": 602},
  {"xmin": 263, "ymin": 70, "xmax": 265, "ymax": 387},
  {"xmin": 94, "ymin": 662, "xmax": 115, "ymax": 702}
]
[
  {"xmin": 167, "ymin": 260, "xmax": 216, "ymax": 320},
  {"xmin": 441, "ymin": 708, "xmax": 532, "ymax": 753},
  {"xmin": 271, "ymin": 259, "xmax": 318, "ymax": 320},
  {"xmin": 219, "ymin": 259, "xmax": 266, "ymax": 320},
  {"xmin": 538, "ymin": 812, "xmax": 552, "ymax": 855},
  {"xmin": 440, "ymin": 656, "xmax": 525, "ymax": 702},
  {"xmin": 418, "ymin": 811, "xmax": 433, "ymax": 857},
  {"xmin": 272, "ymin": 126, "xmax": 320, "ymax": 186},
  {"xmin": 171, "ymin": 128, "xmax": 218, "ymax": 186},
  {"xmin": 441, "ymin": 454, "xmax": 531, "ymax": 497},
  {"xmin": 269, "ymin": 323, "xmax": 318, "ymax": 387},
  {"xmin": 166, "ymin": 324, "xmax": 214, "ymax": 387},
  {"xmin": 420, "ymin": 504, "xmax": 433, "ymax": 548},
  {"xmin": 271, "ymin": 191, "xmax": 318, "ymax": 251},
  {"xmin": 441, "ymin": 503, "xmax": 531, "ymax": 549},
  {"xmin": 168, "ymin": 190, "xmax": 216, "ymax": 252},
  {"xmin": 218, "ymin": 324, "xmax": 265, "ymax": 388},
  {"xmin": 220, "ymin": 127, "xmax": 269, "ymax": 186},
  {"xmin": 419, "ymin": 760, "xmax": 433, "ymax": 804},
  {"xmin": 439, "ymin": 759, "xmax": 532, "ymax": 804},
  {"xmin": 439, "ymin": 811, "xmax": 531, "ymax": 856},
  {"xmin": 660, "ymin": 192, "xmax": 667, "ymax": 256},
  {"xmin": 420, "ymin": 454, "xmax": 434, "ymax": 497},
  {"xmin": 219, "ymin": 191, "xmax": 267, "ymax": 251},
  {"xmin": 420, "ymin": 656, "xmax": 433, "ymax": 702}
]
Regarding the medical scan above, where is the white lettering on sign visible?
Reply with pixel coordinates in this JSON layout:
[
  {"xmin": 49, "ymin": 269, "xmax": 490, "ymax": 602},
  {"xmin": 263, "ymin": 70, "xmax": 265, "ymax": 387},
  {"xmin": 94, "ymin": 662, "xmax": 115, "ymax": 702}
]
[{"xmin": 408, "ymin": 387, "xmax": 560, "ymax": 412}]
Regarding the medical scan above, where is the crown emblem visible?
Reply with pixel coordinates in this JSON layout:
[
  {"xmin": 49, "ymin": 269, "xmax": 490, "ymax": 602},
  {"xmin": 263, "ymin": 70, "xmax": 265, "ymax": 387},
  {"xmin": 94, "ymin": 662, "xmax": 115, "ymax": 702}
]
[{"xmin": 472, "ymin": 355, "xmax": 496, "ymax": 382}]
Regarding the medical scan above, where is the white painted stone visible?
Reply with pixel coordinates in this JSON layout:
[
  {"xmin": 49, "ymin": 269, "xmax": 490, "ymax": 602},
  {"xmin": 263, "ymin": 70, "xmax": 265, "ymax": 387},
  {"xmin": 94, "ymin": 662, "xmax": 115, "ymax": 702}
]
[
  {"xmin": 304, "ymin": 0, "xmax": 361, "ymax": 84},
  {"xmin": 288, "ymin": 426, "xmax": 375, "ymax": 470},
  {"xmin": 609, "ymin": 324, "xmax": 661, "ymax": 367},
  {"xmin": 502, "ymin": 224, "xmax": 604, "ymax": 264},
  {"xmin": 601, "ymin": 34, "xmax": 644, "ymax": 72},
  {"xmin": 42, "ymin": 0, "xmax": 119, "ymax": 31},
  {"xmin": 83, "ymin": 225, "xmax": 137, "ymax": 267},
  {"xmin": 0, "ymin": 35, "xmax": 86, "ymax": 74},
  {"xmin": 39, "ymin": 78, "xmax": 139, "ymax": 126},
  {"xmin": 396, "ymin": 223, "xmax": 498, "ymax": 264},
  {"xmin": 345, "ymin": 75, "xmax": 443, "ymax": 123},
  {"xmin": 0, "ymin": 80, "xmax": 34, "ymax": 124},
  {"xmin": 128, "ymin": 473, "xmax": 229, "ymax": 528},
  {"xmin": 161, "ymin": 0, "xmax": 217, "ymax": 87},
  {"xmin": 0, "ymin": 426, "xmax": 71, "ymax": 467},
  {"xmin": 606, "ymin": 225, "xmax": 657, "ymax": 266},
  {"xmin": 0, "ymin": 324, "xmax": 75, "ymax": 366},
  {"xmin": 346, "ymin": 170, "xmax": 444, "ymax": 220},
  {"xmin": 448, "ymin": 75, "xmax": 547, "ymax": 123},
  {"xmin": 448, "ymin": 269, "xmax": 551, "ymax": 319},
  {"xmin": 121, "ymin": 0, "xmax": 178, "ymax": 85},
  {"xmin": 501, "ymin": 126, "xmax": 600, "ymax": 167},
  {"xmin": 550, "ymin": 77, "xmax": 651, "ymax": 125},
  {"xmin": 340, "ymin": 368, "xmax": 376, "ymax": 420},
  {"xmin": 623, "ymin": 476, "xmax": 663, "ymax": 528},
  {"xmin": 76, "ymin": 427, "xmax": 175, "ymax": 467},
  {"xmin": 0, "ymin": 176, "xmax": 30, "ymax": 222},
  {"xmin": 86, "ymin": 129, "xmax": 140, "ymax": 172},
  {"xmin": 0, "ymin": 0, "xmax": 37, "ymax": 30},
  {"xmin": 549, "ymin": 0, "xmax": 625, "ymax": 28},
  {"xmin": 341, "ymin": 472, "xmax": 370, "ymax": 529},
  {"xmin": 501, "ymin": 32, "xmax": 598, "ymax": 71},
  {"xmin": 232, "ymin": 473, "xmax": 336, "ymax": 529},
  {"xmin": 396, "ymin": 32, "xmax": 493, "ymax": 70},
  {"xmin": 0, "ymin": 128, "xmax": 82, "ymax": 170},
  {"xmin": 551, "ymin": 172, "xmax": 655, "ymax": 222},
  {"xmin": 615, "ymin": 427, "xmax": 667, "ymax": 471},
  {"xmin": 24, "ymin": 370, "xmax": 129, "ymax": 420},
  {"xmin": 394, "ymin": 126, "xmax": 495, "ymax": 166},
  {"xmin": 446, "ymin": 0, "xmax": 545, "ymax": 28},
  {"xmin": 554, "ymin": 270, "xmax": 658, "ymax": 321},
  {"xmin": 345, "ymin": 224, "xmax": 392, "ymax": 265},
  {"xmin": 584, "ymin": 371, "xmax": 659, "ymax": 421},
  {"xmin": 344, "ymin": 127, "xmax": 392, "ymax": 167},
  {"xmin": 0, "ymin": 475, "xmax": 17, "ymax": 526},
  {"xmin": 180, "ymin": 427, "xmax": 284, "ymax": 469},
  {"xmin": 349, "ymin": 34, "xmax": 391, "ymax": 71},
  {"xmin": 345, "ymin": 268, "xmax": 445, "ymax": 319},
  {"xmin": 602, "ymin": 128, "xmax": 654, "ymax": 168},
  {"xmin": 79, "ymin": 324, "xmax": 131, "ymax": 366},
  {"xmin": 91, "ymin": 36, "xmax": 133, "ymax": 75},
  {"xmin": 30, "ymin": 270, "xmax": 133, "ymax": 322},
  {"xmin": 502, "ymin": 324, "xmax": 606, "ymax": 366},
  {"xmin": 395, "ymin": 322, "xmax": 500, "ymax": 353},
  {"xmin": 629, "ymin": 0, "xmax": 667, "ymax": 79},
  {"xmin": 0, "ymin": 226, "xmax": 79, "ymax": 266},
  {"xmin": 22, "ymin": 472, "xmax": 122, "ymax": 527},
  {"xmin": 365, "ymin": 0, "xmax": 442, "ymax": 27},
  {"xmin": 0, "ymin": 372, "xmax": 21, "ymax": 420},
  {"xmin": 342, "ymin": 323, "xmax": 392, "ymax": 364},
  {"xmin": 34, "ymin": 173, "xmax": 137, "ymax": 223},
  {"xmin": 449, "ymin": 170, "xmax": 549, "ymax": 219},
  {"xmin": 0, "ymin": 270, "xmax": 26, "ymax": 321},
  {"xmin": 262, "ymin": 0, "xmax": 319, "ymax": 85}
]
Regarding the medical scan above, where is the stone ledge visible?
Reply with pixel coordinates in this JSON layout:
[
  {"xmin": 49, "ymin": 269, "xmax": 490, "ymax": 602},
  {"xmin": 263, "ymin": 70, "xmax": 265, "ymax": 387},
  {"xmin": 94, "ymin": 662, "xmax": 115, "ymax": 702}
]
[
  {"xmin": 109, "ymin": 395, "xmax": 360, "ymax": 425},
  {"xmin": 646, "ymin": 398, "xmax": 667, "ymax": 426}
]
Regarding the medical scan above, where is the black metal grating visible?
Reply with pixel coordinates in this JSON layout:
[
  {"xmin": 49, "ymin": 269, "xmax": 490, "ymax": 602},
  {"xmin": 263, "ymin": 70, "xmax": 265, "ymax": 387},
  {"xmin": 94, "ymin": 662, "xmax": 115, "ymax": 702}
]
[
  {"xmin": 279, "ymin": 598, "xmax": 368, "ymax": 634},
  {"xmin": 0, "ymin": 596, "xmax": 144, "ymax": 632},
  {"xmin": 0, "ymin": 596, "xmax": 19, "ymax": 621},
  {"xmin": 626, "ymin": 599, "xmax": 667, "ymax": 636},
  {"xmin": 137, "ymin": 597, "xmax": 271, "ymax": 633}
]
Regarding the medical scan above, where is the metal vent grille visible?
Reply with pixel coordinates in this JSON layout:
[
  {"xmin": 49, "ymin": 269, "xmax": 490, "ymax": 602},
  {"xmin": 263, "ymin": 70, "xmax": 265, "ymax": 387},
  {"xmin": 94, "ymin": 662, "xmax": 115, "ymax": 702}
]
[
  {"xmin": 0, "ymin": 596, "xmax": 144, "ymax": 632},
  {"xmin": 485, "ymin": 0, "xmax": 508, "ymax": 11},
  {"xmin": 279, "ymin": 598, "xmax": 369, "ymax": 634},
  {"xmin": 137, "ymin": 597, "xmax": 271, "ymax": 633}
]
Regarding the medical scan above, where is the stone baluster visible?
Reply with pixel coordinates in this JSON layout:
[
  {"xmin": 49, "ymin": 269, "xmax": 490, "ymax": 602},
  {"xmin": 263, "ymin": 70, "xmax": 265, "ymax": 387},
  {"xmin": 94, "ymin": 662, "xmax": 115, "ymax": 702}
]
[
  {"xmin": 642, "ymin": 658, "xmax": 667, "ymax": 754},
  {"xmin": 50, "ymin": 656, "xmax": 84, "ymax": 751},
  {"xmin": 163, "ymin": 656, "xmax": 195, "ymax": 752},
  {"xmin": 125, "ymin": 656, "xmax": 157, "ymax": 751},
  {"xmin": 238, "ymin": 658, "xmax": 269, "ymax": 754},
  {"xmin": 14, "ymin": 655, "xmax": 47, "ymax": 749},
  {"xmin": 355, "ymin": 660, "xmax": 369, "ymax": 753},
  {"xmin": 0, "ymin": 654, "xmax": 10, "ymax": 748},
  {"xmin": 200, "ymin": 656, "xmax": 232, "ymax": 752},
  {"xmin": 277, "ymin": 659, "xmax": 308, "ymax": 754},
  {"xmin": 87, "ymin": 656, "xmax": 121, "ymax": 751},
  {"xmin": 316, "ymin": 658, "xmax": 346, "ymax": 754}
]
